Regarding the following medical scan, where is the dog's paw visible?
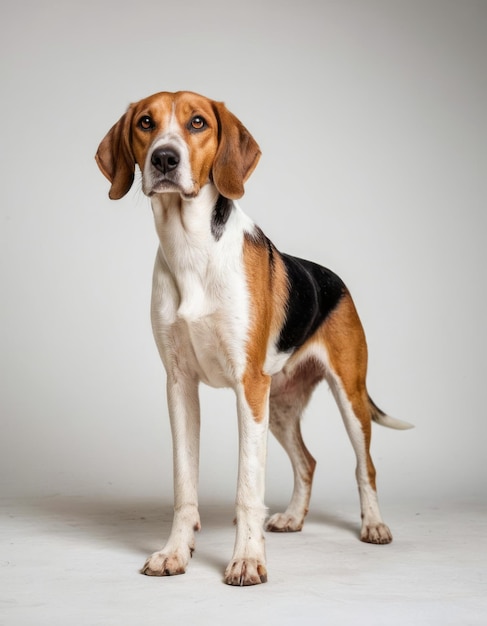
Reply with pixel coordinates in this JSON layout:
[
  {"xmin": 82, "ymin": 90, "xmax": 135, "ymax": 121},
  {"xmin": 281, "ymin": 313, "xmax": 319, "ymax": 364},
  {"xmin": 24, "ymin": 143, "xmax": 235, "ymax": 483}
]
[
  {"xmin": 141, "ymin": 550, "xmax": 189, "ymax": 577},
  {"xmin": 360, "ymin": 522, "xmax": 393, "ymax": 544},
  {"xmin": 266, "ymin": 512, "xmax": 304, "ymax": 533},
  {"xmin": 224, "ymin": 559, "xmax": 268, "ymax": 586}
]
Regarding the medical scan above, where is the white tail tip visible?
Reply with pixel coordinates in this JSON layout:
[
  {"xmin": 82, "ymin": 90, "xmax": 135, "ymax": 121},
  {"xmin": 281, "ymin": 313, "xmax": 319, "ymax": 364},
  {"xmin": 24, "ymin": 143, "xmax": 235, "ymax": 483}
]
[{"xmin": 373, "ymin": 414, "xmax": 414, "ymax": 430}]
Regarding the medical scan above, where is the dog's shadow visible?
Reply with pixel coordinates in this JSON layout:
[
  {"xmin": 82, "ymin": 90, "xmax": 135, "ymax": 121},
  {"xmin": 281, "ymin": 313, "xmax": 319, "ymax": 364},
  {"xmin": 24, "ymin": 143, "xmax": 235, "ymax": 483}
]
[
  {"xmin": 28, "ymin": 495, "xmax": 359, "ymax": 575},
  {"xmin": 306, "ymin": 510, "xmax": 360, "ymax": 537},
  {"xmin": 29, "ymin": 495, "xmax": 236, "ymax": 574}
]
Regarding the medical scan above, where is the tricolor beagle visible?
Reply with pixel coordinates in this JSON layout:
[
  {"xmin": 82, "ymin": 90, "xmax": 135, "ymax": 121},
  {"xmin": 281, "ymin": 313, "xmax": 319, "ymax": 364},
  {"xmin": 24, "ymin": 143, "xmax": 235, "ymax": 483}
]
[{"xmin": 96, "ymin": 91, "xmax": 412, "ymax": 586}]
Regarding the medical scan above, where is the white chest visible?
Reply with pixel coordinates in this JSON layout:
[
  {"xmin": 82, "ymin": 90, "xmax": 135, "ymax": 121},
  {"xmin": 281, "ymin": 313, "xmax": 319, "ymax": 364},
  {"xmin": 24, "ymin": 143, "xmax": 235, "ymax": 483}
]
[{"xmin": 152, "ymin": 265, "xmax": 250, "ymax": 387}]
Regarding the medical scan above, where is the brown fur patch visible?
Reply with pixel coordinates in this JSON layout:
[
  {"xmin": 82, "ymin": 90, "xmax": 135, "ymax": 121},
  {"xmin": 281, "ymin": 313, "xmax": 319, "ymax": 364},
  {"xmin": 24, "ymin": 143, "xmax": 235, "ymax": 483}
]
[
  {"xmin": 322, "ymin": 293, "xmax": 368, "ymax": 401},
  {"xmin": 322, "ymin": 294, "xmax": 377, "ymax": 489},
  {"xmin": 241, "ymin": 231, "xmax": 287, "ymax": 422}
]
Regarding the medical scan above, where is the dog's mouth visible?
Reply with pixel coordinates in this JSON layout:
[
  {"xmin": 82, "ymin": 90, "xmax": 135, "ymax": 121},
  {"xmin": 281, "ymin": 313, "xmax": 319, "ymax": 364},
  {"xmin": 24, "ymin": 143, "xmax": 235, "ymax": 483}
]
[
  {"xmin": 145, "ymin": 177, "xmax": 181, "ymax": 196},
  {"xmin": 145, "ymin": 179, "xmax": 199, "ymax": 200}
]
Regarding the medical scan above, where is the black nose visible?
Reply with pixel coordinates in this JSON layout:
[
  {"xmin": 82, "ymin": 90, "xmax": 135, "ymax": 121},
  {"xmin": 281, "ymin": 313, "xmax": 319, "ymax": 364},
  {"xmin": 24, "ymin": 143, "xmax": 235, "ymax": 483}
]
[{"xmin": 151, "ymin": 147, "xmax": 180, "ymax": 174}]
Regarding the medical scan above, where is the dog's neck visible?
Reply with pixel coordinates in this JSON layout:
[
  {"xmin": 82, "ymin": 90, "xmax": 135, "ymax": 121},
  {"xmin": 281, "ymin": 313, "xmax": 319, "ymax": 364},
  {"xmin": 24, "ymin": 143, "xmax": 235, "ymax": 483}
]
[
  {"xmin": 149, "ymin": 183, "xmax": 248, "ymax": 322},
  {"xmin": 149, "ymin": 182, "xmax": 246, "ymax": 297},
  {"xmin": 150, "ymin": 183, "xmax": 234, "ymax": 245}
]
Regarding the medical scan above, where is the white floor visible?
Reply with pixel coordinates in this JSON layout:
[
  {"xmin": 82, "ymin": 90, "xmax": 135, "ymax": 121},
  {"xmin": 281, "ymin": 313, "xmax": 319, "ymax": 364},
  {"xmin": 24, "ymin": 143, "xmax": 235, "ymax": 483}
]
[{"xmin": 1, "ymin": 495, "xmax": 485, "ymax": 625}]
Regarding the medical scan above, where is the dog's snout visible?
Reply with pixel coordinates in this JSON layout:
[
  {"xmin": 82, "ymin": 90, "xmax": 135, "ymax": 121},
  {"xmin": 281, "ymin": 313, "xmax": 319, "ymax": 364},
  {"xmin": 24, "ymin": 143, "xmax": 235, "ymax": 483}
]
[{"xmin": 151, "ymin": 147, "xmax": 180, "ymax": 174}]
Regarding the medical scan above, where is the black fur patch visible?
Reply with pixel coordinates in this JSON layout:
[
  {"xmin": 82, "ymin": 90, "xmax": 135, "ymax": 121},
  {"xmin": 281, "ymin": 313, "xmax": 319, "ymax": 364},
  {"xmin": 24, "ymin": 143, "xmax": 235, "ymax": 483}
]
[
  {"xmin": 277, "ymin": 254, "xmax": 345, "ymax": 353},
  {"xmin": 211, "ymin": 195, "xmax": 233, "ymax": 241}
]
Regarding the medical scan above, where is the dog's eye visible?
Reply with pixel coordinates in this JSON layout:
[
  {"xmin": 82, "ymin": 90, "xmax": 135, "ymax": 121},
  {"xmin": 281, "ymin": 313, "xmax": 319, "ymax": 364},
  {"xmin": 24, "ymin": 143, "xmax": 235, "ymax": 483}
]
[
  {"xmin": 190, "ymin": 116, "xmax": 206, "ymax": 131},
  {"xmin": 138, "ymin": 115, "xmax": 155, "ymax": 131}
]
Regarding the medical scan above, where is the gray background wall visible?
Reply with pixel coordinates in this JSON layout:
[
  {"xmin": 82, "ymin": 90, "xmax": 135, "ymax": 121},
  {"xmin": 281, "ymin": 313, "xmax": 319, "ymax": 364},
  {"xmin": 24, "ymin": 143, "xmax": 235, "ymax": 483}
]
[{"xmin": 1, "ymin": 0, "xmax": 485, "ymax": 509}]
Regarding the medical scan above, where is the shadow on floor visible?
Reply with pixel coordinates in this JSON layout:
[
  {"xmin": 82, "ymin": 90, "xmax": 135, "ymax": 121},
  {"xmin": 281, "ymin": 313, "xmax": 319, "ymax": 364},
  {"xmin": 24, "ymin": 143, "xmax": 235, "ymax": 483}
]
[{"xmin": 8, "ymin": 494, "xmax": 361, "ymax": 577}]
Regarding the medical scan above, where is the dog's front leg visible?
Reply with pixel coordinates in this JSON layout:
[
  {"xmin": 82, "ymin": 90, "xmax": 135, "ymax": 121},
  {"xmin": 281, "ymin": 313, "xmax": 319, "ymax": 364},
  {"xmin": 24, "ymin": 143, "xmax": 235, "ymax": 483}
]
[
  {"xmin": 224, "ymin": 377, "xmax": 270, "ymax": 586},
  {"xmin": 142, "ymin": 374, "xmax": 201, "ymax": 577}
]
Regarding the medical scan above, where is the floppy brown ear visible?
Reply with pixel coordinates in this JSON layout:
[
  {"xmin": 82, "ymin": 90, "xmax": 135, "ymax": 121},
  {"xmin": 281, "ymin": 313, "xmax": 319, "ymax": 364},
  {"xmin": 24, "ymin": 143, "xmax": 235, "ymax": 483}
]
[
  {"xmin": 95, "ymin": 107, "xmax": 135, "ymax": 200},
  {"xmin": 211, "ymin": 102, "xmax": 261, "ymax": 200}
]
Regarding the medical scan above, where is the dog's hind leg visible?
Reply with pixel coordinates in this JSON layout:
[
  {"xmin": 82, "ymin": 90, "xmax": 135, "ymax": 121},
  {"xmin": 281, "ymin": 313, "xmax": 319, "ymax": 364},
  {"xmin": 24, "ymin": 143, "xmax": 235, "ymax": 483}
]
[
  {"xmin": 323, "ymin": 293, "xmax": 393, "ymax": 544},
  {"xmin": 330, "ymin": 381, "xmax": 393, "ymax": 544},
  {"xmin": 266, "ymin": 360, "xmax": 323, "ymax": 533}
]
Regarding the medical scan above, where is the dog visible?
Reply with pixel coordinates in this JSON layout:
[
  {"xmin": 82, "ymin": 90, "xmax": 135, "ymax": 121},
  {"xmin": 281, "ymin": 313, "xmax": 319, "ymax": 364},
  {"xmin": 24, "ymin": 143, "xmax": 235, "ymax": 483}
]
[{"xmin": 96, "ymin": 90, "xmax": 412, "ymax": 586}]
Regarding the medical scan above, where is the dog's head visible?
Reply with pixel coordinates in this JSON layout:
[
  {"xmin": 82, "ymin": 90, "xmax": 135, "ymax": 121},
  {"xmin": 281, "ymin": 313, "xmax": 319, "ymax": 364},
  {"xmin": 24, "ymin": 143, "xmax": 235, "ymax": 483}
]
[{"xmin": 96, "ymin": 91, "xmax": 261, "ymax": 201}]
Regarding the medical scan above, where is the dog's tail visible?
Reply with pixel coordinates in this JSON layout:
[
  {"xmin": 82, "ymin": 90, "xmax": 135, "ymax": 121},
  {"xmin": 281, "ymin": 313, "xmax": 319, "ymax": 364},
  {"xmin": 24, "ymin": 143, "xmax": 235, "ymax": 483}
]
[{"xmin": 369, "ymin": 395, "xmax": 414, "ymax": 430}]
